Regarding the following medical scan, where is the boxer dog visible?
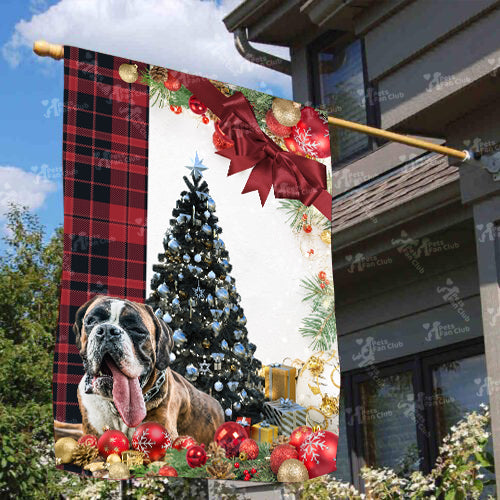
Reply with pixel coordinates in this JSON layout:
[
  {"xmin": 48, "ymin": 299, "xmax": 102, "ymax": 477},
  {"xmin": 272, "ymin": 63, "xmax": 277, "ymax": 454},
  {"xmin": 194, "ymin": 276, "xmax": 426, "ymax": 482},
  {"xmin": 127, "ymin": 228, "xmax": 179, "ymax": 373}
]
[{"xmin": 74, "ymin": 295, "xmax": 224, "ymax": 444}]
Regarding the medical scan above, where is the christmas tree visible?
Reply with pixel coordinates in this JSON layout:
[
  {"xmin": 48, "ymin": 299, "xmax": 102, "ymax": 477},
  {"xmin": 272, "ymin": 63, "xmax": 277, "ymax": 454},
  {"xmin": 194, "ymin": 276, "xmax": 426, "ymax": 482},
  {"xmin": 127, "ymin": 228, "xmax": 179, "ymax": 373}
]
[{"xmin": 147, "ymin": 153, "xmax": 265, "ymax": 421}]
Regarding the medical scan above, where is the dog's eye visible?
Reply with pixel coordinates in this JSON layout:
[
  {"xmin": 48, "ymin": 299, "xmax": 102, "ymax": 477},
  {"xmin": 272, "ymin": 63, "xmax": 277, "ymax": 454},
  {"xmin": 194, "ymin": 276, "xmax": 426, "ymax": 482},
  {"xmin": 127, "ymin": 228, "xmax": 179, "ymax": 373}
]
[{"xmin": 85, "ymin": 316, "xmax": 96, "ymax": 326}]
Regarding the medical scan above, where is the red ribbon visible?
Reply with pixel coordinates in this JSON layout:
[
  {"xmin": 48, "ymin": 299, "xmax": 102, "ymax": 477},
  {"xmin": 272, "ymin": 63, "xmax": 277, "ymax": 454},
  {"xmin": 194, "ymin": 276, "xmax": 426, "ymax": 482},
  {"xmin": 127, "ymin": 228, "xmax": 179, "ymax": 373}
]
[{"xmin": 169, "ymin": 72, "xmax": 332, "ymax": 220}]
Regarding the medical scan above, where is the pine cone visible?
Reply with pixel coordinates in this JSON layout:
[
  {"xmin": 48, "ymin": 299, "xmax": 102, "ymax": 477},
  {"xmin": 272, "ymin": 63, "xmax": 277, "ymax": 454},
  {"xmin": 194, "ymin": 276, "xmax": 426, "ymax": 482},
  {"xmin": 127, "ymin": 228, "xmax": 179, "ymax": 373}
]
[
  {"xmin": 207, "ymin": 441, "xmax": 226, "ymax": 460},
  {"xmin": 72, "ymin": 444, "xmax": 99, "ymax": 467},
  {"xmin": 206, "ymin": 459, "xmax": 236, "ymax": 480},
  {"xmin": 150, "ymin": 66, "xmax": 168, "ymax": 83},
  {"xmin": 270, "ymin": 435, "xmax": 290, "ymax": 452},
  {"xmin": 209, "ymin": 79, "xmax": 232, "ymax": 97}
]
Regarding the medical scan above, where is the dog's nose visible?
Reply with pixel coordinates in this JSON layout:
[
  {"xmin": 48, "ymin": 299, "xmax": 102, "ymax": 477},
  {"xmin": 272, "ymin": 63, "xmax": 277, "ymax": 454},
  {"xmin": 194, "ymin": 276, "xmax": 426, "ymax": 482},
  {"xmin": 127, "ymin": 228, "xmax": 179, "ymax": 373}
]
[{"xmin": 95, "ymin": 324, "xmax": 121, "ymax": 337}]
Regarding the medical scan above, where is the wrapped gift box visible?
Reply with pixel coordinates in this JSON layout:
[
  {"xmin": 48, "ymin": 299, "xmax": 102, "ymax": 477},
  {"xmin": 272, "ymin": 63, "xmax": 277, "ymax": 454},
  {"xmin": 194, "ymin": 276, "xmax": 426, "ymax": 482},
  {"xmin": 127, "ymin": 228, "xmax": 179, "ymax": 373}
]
[
  {"xmin": 263, "ymin": 398, "xmax": 307, "ymax": 435},
  {"xmin": 236, "ymin": 417, "xmax": 252, "ymax": 437},
  {"xmin": 263, "ymin": 364, "xmax": 296, "ymax": 401},
  {"xmin": 250, "ymin": 420, "xmax": 278, "ymax": 444}
]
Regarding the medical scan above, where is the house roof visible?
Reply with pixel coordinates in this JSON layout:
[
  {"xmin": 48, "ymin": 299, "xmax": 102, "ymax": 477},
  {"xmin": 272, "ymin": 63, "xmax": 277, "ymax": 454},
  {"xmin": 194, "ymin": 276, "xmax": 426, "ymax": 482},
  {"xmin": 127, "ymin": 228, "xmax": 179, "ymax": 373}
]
[{"xmin": 331, "ymin": 153, "xmax": 460, "ymax": 234}]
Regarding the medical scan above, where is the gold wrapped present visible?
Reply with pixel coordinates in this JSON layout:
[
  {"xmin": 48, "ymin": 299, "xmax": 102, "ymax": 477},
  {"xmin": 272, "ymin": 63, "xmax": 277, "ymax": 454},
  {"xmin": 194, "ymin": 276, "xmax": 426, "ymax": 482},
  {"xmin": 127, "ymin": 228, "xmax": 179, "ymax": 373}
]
[
  {"xmin": 250, "ymin": 420, "xmax": 278, "ymax": 444},
  {"xmin": 263, "ymin": 364, "xmax": 296, "ymax": 400}
]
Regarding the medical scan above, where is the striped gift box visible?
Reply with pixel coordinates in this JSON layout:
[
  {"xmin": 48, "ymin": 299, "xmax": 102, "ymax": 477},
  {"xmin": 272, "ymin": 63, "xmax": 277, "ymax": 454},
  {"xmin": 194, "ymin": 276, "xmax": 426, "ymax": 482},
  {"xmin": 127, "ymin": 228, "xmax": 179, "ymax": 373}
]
[{"xmin": 263, "ymin": 398, "xmax": 307, "ymax": 435}]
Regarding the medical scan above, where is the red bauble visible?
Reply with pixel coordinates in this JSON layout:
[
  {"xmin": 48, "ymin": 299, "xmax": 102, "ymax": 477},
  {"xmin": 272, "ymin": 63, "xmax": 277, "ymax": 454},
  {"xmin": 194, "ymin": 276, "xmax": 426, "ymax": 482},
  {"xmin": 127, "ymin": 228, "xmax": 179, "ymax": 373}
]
[
  {"xmin": 214, "ymin": 422, "xmax": 247, "ymax": 458},
  {"xmin": 172, "ymin": 435, "xmax": 197, "ymax": 450},
  {"xmin": 239, "ymin": 438, "xmax": 259, "ymax": 460},
  {"xmin": 164, "ymin": 73, "xmax": 181, "ymax": 91},
  {"xmin": 289, "ymin": 426, "xmax": 313, "ymax": 451},
  {"xmin": 132, "ymin": 421, "xmax": 172, "ymax": 461},
  {"xmin": 186, "ymin": 445, "xmax": 207, "ymax": 468},
  {"xmin": 265, "ymin": 109, "xmax": 292, "ymax": 138},
  {"xmin": 78, "ymin": 434, "xmax": 98, "ymax": 448},
  {"xmin": 270, "ymin": 444, "xmax": 299, "ymax": 474},
  {"xmin": 202, "ymin": 115, "xmax": 209, "ymax": 124},
  {"xmin": 283, "ymin": 136, "xmax": 304, "ymax": 156},
  {"xmin": 318, "ymin": 271, "xmax": 327, "ymax": 281},
  {"xmin": 97, "ymin": 429, "xmax": 129, "ymax": 459},
  {"xmin": 170, "ymin": 105, "xmax": 182, "ymax": 114},
  {"xmin": 299, "ymin": 430, "xmax": 338, "ymax": 478},
  {"xmin": 291, "ymin": 107, "xmax": 330, "ymax": 158},
  {"xmin": 303, "ymin": 224, "xmax": 312, "ymax": 233},
  {"xmin": 159, "ymin": 465, "xmax": 178, "ymax": 477},
  {"xmin": 213, "ymin": 121, "xmax": 234, "ymax": 151},
  {"xmin": 189, "ymin": 95, "xmax": 207, "ymax": 115}
]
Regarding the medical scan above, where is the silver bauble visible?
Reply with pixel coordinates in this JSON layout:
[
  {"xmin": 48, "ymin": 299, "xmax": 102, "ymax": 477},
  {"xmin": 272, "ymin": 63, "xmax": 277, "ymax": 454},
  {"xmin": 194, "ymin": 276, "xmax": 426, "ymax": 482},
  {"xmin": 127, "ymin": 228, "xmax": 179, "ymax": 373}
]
[
  {"xmin": 185, "ymin": 364, "xmax": 199, "ymax": 382},
  {"xmin": 201, "ymin": 224, "xmax": 212, "ymax": 235},
  {"xmin": 173, "ymin": 329, "xmax": 187, "ymax": 344},
  {"xmin": 214, "ymin": 380, "xmax": 223, "ymax": 392},
  {"xmin": 168, "ymin": 239, "xmax": 180, "ymax": 252},
  {"xmin": 215, "ymin": 288, "xmax": 229, "ymax": 302},
  {"xmin": 162, "ymin": 312, "xmax": 172, "ymax": 323},
  {"xmin": 157, "ymin": 283, "xmax": 169, "ymax": 297}
]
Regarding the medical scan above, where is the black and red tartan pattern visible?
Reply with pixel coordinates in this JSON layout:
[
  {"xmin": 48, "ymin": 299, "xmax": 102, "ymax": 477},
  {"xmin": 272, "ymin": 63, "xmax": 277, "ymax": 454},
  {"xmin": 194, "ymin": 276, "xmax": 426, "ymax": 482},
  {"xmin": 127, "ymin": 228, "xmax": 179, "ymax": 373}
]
[{"xmin": 54, "ymin": 47, "xmax": 149, "ymax": 425}]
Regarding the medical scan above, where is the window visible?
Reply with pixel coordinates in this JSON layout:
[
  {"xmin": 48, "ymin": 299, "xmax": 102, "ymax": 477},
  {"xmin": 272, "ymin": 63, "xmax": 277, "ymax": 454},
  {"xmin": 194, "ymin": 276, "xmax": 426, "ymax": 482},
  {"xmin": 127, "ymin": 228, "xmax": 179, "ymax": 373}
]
[
  {"xmin": 310, "ymin": 34, "xmax": 380, "ymax": 164},
  {"xmin": 334, "ymin": 340, "xmax": 489, "ymax": 490}
]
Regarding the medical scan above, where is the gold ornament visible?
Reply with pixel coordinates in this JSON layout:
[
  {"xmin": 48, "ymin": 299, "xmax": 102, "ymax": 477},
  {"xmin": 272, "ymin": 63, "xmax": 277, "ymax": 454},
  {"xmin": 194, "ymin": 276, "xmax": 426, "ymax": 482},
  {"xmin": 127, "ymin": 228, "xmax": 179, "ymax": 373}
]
[
  {"xmin": 106, "ymin": 453, "xmax": 122, "ymax": 465},
  {"xmin": 272, "ymin": 98, "xmax": 301, "ymax": 127},
  {"xmin": 206, "ymin": 459, "xmax": 236, "ymax": 480},
  {"xmin": 119, "ymin": 63, "xmax": 139, "ymax": 84},
  {"xmin": 84, "ymin": 461, "xmax": 106, "ymax": 472},
  {"xmin": 122, "ymin": 450, "xmax": 144, "ymax": 468},
  {"xmin": 202, "ymin": 338, "xmax": 211, "ymax": 349},
  {"xmin": 277, "ymin": 459, "xmax": 309, "ymax": 482},
  {"xmin": 72, "ymin": 443, "xmax": 99, "ymax": 467},
  {"xmin": 55, "ymin": 437, "xmax": 78, "ymax": 464},
  {"xmin": 306, "ymin": 355, "xmax": 325, "ymax": 377},
  {"xmin": 270, "ymin": 435, "xmax": 290, "ymax": 452},
  {"xmin": 238, "ymin": 451, "xmax": 248, "ymax": 461},
  {"xmin": 108, "ymin": 462, "xmax": 130, "ymax": 480},
  {"xmin": 320, "ymin": 394, "xmax": 339, "ymax": 418},
  {"xmin": 149, "ymin": 65, "xmax": 168, "ymax": 83},
  {"xmin": 320, "ymin": 229, "xmax": 331, "ymax": 245}
]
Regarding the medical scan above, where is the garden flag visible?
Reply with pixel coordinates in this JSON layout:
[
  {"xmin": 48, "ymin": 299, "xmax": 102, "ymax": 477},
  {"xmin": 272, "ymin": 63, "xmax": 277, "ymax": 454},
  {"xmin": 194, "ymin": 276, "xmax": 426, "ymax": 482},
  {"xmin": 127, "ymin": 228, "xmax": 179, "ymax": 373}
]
[{"xmin": 53, "ymin": 46, "xmax": 339, "ymax": 482}]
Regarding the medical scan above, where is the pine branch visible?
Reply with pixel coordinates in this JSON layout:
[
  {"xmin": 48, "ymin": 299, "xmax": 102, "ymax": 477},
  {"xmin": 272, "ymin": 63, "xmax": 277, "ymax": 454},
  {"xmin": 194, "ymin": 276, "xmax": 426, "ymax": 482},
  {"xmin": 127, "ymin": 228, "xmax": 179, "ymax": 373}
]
[
  {"xmin": 140, "ymin": 69, "xmax": 192, "ymax": 109},
  {"xmin": 299, "ymin": 304, "xmax": 336, "ymax": 351},
  {"xmin": 278, "ymin": 199, "xmax": 330, "ymax": 232}
]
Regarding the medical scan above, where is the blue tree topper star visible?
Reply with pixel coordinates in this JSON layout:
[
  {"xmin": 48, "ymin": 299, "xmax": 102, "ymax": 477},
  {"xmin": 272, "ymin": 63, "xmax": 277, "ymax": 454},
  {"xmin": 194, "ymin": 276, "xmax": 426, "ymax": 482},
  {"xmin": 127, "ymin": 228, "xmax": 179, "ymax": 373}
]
[{"xmin": 185, "ymin": 152, "xmax": 208, "ymax": 180}]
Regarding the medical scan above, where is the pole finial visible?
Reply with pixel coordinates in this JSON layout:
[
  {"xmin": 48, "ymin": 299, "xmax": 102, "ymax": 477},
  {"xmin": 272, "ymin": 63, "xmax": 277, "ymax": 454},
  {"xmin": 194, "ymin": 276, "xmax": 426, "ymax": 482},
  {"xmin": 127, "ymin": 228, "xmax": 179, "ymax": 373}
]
[{"xmin": 33, "ymin": 40, "xmax": 64, "ymax": 60}]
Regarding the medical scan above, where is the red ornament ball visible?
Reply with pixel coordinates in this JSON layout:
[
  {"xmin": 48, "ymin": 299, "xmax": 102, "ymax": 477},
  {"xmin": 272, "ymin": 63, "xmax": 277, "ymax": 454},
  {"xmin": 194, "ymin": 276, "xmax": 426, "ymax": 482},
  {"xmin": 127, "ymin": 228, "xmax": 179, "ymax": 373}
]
[
  {"xmin": 186, "ymin": 445, "xmax": 207, "ymax": 468},
  {"xmin": 189, "ymin": 95, "xmax": 207, "ymax": 115},
  {"xmin": 265, "ymin": 109, "xmax": 292, "ymax": 138},
  {"xmin": 78, "ymin": 434, "xmax": 98, "ymax": 448},
  {"xmin": 170, "ymin": 105, "xmax": 182, "ymax": 114},
  {"xmin": 318, "ymin": 271, "xmax": 327, "ymax": 281},
  {"xmin": 251, "ymin": 468, "xmax": 257, "ymax": 474},
  {"xmin": 234, "ymin": 462, "xmax": 240, "ymax": 468},
  {"xmin": 239, "ymin": 438, "xmax": 259, "ymax": 460},
  {"xmin": 303, "ymin": 224, "xmax": 312, "ymax": 233},
  {"xmin": 320, "ymin": 283, "xmax": 326, "ymax": 289},
  {"xmin": 270, "ymin": 444, "xmax": 299, "ymax": 474},
  {"xmin": 283, "ymin": 136, "xmax": 304, "ymax": 156},
  {"xmin": 172, "ymin": 435, "xmax": 197, "ymax": 450},
  {"xmin": 164, "ymin": 73, "xmax": 181, "ymax": 91},
  {"xmin": 299, "ymin": 430, "xmax": 338, "ymax": 478},
  {"xmin": 213, "ymin": 121, "xmax": 234, "ymax": 151},
  {"xmin": 289, "ymin": 426, "xmax": 313, "ymax": 451},
  {"xmin": 132, "ymin": 421, "xmax": 172, "ymax": 461},
  {"xmin": 159, "ymin": 465, "xmax": 178, "ymax": 477},
  {"xmin": 244, "ymin": 475, "xmax": 250, "ymax": 481},
  {"xmin": 202, "ymin": 115, "xmax": 210, "ymax": 124},
  {"xmin": 214, "ymin": 422, "xmax": 247, "ymax": 458},
  {"xmin": 291, "ymin": 107, "xmax": 330, "ymax": 158},
  {"xmin": 97, "ymin": 429, "xmax": 129, "ymax": 459}
]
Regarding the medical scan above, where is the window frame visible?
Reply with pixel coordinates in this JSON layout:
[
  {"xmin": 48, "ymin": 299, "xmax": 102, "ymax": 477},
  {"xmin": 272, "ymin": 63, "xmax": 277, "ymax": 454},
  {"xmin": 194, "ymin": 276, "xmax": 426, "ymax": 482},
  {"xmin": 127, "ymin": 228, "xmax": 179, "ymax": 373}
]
[
  {"xmin": 308, "ymin": 31, "xmax": 383, "ymax": 167},
  {"xmin": 339, "ymin": 337, "xmax": 486, "ymax": 491}
]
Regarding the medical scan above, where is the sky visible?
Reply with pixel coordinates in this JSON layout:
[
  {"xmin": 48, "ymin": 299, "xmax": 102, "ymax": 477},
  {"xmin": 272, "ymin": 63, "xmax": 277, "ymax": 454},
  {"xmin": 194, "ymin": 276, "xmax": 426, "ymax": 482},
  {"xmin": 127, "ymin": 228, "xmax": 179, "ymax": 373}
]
[{"xmin": 0, "ymin": 0, "xmax": 291, "ymax": 245}]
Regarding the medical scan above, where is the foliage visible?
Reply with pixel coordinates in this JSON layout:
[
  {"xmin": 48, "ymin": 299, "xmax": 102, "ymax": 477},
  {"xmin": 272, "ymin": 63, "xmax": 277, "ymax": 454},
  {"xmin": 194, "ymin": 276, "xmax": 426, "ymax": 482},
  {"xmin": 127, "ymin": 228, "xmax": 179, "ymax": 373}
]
[
  {"xmin": 278, "ymin": 198, "xmax": 330, "ymax": 232},
  {"xmin": 140, "ymin": 69, "xmax": 192, "ymax": 109},
  {"xmin": 290, "ymin": 405, "xmax": 495, "ymax": 500}
]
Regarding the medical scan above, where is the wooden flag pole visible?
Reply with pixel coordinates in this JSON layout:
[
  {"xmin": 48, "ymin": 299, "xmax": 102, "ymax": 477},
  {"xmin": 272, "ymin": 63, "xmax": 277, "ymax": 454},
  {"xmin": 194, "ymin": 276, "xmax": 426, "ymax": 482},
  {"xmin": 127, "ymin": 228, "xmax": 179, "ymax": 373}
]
[{"xmin": 32, "ymin": 39, "xmax": 471, "ymax": 162}]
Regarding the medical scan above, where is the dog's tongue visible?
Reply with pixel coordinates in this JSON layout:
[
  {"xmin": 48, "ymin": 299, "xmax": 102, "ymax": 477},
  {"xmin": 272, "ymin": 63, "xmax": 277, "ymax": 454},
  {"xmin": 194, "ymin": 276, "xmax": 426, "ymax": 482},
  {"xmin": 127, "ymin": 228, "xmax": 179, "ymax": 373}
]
[{"xmin": 106, "ymin": 357, "xmax": 146, "ymax": 428}]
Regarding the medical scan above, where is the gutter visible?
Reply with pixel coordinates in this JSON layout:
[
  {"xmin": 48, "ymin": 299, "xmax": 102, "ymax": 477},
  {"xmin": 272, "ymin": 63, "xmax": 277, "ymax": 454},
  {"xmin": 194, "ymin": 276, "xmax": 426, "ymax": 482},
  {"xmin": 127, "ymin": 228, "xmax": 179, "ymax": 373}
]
[{"xmin": 234, "ymin": 28, "xmax": 291, "ymax": 75}]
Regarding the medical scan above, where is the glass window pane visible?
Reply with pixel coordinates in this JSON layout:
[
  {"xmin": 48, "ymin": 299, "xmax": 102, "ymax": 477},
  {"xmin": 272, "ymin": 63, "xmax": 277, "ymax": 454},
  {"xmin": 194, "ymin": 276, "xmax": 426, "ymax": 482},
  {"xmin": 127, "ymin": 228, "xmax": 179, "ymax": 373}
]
[
  {"xmin": 317, "ymin": 39, "xmax": 370, "ymax": 162},
  {"xmin": 359, "ymin": 371, "xmax": 420, "ymax": 474},
  {"xmin": 431, "ymin": 354, "xmax": 488, "ymax": 443},
  {"xmin": 331, "ymin": 394, "xmax": 351, "ymax": 483}
]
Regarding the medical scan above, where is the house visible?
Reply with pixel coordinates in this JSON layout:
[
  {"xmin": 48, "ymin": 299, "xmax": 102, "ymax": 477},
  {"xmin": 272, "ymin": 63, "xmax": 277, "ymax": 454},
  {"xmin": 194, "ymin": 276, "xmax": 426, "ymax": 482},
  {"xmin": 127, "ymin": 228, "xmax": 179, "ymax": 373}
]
[{"xmin": 224, "ymin": 0, "xmax": 500, "ymax": 493}]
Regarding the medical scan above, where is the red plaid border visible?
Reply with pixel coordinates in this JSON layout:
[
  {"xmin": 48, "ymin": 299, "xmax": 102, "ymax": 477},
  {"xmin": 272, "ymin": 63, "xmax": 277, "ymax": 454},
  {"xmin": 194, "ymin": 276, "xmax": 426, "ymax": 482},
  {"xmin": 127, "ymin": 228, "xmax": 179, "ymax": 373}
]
[{"xmin": 54, "ymin": 47, "xmax": 149, "ymax": 426}]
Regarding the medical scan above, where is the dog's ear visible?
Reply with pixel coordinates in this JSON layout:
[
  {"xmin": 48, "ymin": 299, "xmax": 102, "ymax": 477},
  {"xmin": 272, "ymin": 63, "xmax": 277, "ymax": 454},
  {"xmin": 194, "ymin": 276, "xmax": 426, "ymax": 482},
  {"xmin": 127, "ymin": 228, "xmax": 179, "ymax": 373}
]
[
  {"xmin": 73, "ymin": 295, "xmax": 101, "ymax": 351},
  {"xmin": 145, "ymin": 304, "xmax": 174, "ymax": 371}
]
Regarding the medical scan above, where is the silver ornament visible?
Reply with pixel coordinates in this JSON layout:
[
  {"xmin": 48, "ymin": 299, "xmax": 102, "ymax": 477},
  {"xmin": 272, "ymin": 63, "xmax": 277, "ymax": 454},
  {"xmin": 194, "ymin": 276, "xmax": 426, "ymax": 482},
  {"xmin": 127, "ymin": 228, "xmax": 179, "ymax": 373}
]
[
  {"xmin": 162, "ymin": 312, "xmax": 172, "ymax": 323},
  {"xmin": 233, "ymin": 401, "xmax": 241, "ymax": 411},
  {"xmin": 210, "ymin": 309, "xmax": 223, "ymax": 319},
  {"xmin": 178, "ymin": 273, "xmax": 184, "ymax": 280},
  {"xmin": 223, "ymin": 306, "xmax": 231, "ymax": 317},
  {"xmin": 185, "ymin": 233, "xmax": 192, "ymax": 242},
  {"xmin": 203, "ymin": 210, "xmax": 211, "ymax": 219},
  {"xmin": 173, "ymin": 329, "xmax": 187, "ymax": 345},
  {"xmin": 169, "ymin": 352, "xmax": 176, "ymax": 362},
  {"xmin": 182, "ymin": 194, "xmax": 190, "ymax": 202},
  {"xmin": 176, "ymin": 214, "xmax": 192, "ymax": 224},
  {"xmin": 183, "ymin": 254, "xmax": 191, "ymax": 263},
  {"xmin": 154, "ymin": 308, "xmax": 162, "ymax": 317},
  {"xmin": 157, "ymin": 283, "xmax": 169, "ymax": 297},
  {"xmin": 208, "ymin": 271, "xmax": 216, "ymax": 280},
  {"xmin": 172, "ymin": 298, "xmax": 180, "ymax": 309},
  {"xmin": 233, "ymin": 343, "xmax": 245, "ymax": 357},
  {"xmin": 221, "ymin": 340, "xmax": 229, "ymax": 350},
  {"xmin": 233, "ymin": 330, "xmax": 243, "ymax": 340},
  {"xmin": 201, "ymin": 224, "xmax": 212, "ymax": 235},
  {"xmin": 237, "ymin": 315, "xmax": 247, "ymax": 326},
  {"xmin": 194, "ymin": 254, "xmax": 202, "ymax": 263},
  {"xmin": 225, "ymin": 408, "xmax": 233, "ymax": 417},
  {"xmin": 168, "ymin": 239, "xmax": 180, "ymax": 252},
  {"xmin": 214, "ymin": 381, "xmax": 223, "ymax": 392},
  {"xmin": 215, "ymin": 288, "xmax": 229, "ymax": 302},
  {"xmin": 206, "ymin": 294, "xmax": 214, "ymax": 305},
  {"xmin": 207, "ymin": 198, "xmax": 216, "ymax": 211},
  {"xmin": 211, "ymin": 321, "xmax": 221, "ymax": 336},
  {"xmin": 228, "ymin": 381, "xmax": 238, "ymax": 391},
  {"xmin": 225, "ymin": 276, "xmax": 232, "ymax": 284},
  {"xmin": 185, "ymin": 364, "xmax": 199, "ymax": 382},
  {"xmin": 240, "ymin": 389, "xmax": 248, "ymax": 399}
]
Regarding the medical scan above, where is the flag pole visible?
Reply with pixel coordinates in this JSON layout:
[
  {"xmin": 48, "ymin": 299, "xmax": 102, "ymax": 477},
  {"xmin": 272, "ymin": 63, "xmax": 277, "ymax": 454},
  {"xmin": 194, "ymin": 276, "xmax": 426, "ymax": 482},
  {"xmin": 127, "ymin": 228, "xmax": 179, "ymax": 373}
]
[{"xmin": 32, "ymin": 39, "xmax": 472, "ymax": 162}]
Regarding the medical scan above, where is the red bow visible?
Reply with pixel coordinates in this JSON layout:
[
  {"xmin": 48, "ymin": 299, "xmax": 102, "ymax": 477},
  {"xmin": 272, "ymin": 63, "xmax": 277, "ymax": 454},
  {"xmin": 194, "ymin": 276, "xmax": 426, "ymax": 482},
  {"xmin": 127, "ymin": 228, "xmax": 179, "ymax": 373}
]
[{"xmin": 170, "ymin": 72, "xmax": 332, "ymax": 220}]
